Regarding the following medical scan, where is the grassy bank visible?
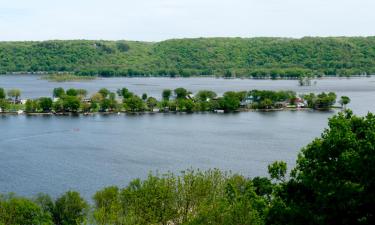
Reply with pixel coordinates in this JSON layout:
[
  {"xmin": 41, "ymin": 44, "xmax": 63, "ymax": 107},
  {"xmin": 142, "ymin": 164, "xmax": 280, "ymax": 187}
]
[{"xmin": 41, "ymin": 74, "xmax": 97, "ymax": 82}]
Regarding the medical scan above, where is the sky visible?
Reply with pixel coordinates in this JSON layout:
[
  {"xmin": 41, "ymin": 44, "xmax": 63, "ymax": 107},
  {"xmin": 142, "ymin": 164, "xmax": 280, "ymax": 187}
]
[{"xmin": 0, "ymin": 0, "xmax": 374, "ymax": 41}]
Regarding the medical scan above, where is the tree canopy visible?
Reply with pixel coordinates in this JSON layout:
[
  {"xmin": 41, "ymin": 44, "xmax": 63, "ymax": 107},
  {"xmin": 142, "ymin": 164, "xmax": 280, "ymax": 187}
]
[{"xmin": 1, "ymin": 37, "xmax": 375, "ymax": 77}]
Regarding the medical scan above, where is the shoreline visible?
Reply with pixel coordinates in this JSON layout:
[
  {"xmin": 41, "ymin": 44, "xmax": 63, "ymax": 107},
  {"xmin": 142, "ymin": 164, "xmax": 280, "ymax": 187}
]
[{"xmin": 0, "ymin": 107, "xmax": 339, "ymax": 116}]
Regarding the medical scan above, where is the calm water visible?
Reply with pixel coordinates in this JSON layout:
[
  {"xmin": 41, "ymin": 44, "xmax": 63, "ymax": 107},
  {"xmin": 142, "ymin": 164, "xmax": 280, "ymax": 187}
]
[{"xmin": 0, "ymin": 75, "xmax": 375, "ymax": 199}]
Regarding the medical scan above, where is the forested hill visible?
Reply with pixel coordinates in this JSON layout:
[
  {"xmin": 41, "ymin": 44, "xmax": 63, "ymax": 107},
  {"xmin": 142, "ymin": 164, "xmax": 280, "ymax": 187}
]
[{"xmin": 1, "ymin": 37, "xmax": 375, "ymax": 78}]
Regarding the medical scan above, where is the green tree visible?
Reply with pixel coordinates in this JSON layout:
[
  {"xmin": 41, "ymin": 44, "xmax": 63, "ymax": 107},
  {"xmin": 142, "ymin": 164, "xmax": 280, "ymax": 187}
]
[
  {"xmin": 99, "ymin": 88, "xmax": 110, "ymax": 98},
  {"xmin": 219, "ymin": 91, "xmax": 241, "ymax": 112},
  {"xmin": 62, "ymin": 96, "xmax": 81, "ymax": 112},
  {"xmin": 33, "ymin": 193, "xmax": 55, "ymax": 219},
  {"xmin": 117, "ymin": 88, "xmax": 133, "ymax": 99},
  {"xmin": 7, "ymin": 89, "xmax": 21, "ymax": 102},
  {"xmin": 339, "ymin": 96, "xmax": 351, "ymax": 109},
  {"xmin": 53, "ymin": 87, "xmax": 65, "ymax": 98},
  {"xmin": 268, "ymin": 161, "xmax": 287, "ymax": 182},
  {"xmin": 121, "ymin": 173, "xmax": 177, "ymax": 225},
  {"xmin": 25, "ymin": 99, "xmax": 39, "ymax": 113},
  {"xmin": 141, "ymin": 93, "xmax": 148, "ymax": 101},
  {"xmin": 195, "ymin": 90, "xmax": 217, "ymax": 102},
  {"xmin": 268, "ymin": 111, "xmax": 375, "ymax": 225},
  {"xmin": 53, "ymin": 191, "xmax": 88, "ymax": 225},
  {"xmin": 0, "ymin": 194, "xmax": 53, "ymax": 225},
  {"xmin": 162, "ymin": 89, "xmax": 172, "ymax": 101},
  {"xmin": 76, "ymin": 89, "xmax": 88, "ymax": 98},
  {"xmin": 124, "ymin": 96, "xmax": 145, "ymax": 112},
  {"xmin": 93, "ymin": 186, "xmax": 123, "ymax": 225},
  {"xmin": 52, "ymin": 99, "xmax": 64, "ymax": 112},
  {"xmin": 66, "ymin": 88, "xmax": 78, "ymax": 96},
  {"xmin": 146, "ymin": 97, "xmax": 158, "ymax": 111},
  {"xmin": 174, "ymin": 88, "xmax": 188, "ymax": 99},
  {"xmin": 0, "ymin": 88, "xmax": 6, "ymax": 99},
  {"xmin": 0, "ymin": 99, "xmax": 10, "ymax": 111},
  {"xmin": 39, "ymin": 97, "xmax": 53, "ymax": 112}
]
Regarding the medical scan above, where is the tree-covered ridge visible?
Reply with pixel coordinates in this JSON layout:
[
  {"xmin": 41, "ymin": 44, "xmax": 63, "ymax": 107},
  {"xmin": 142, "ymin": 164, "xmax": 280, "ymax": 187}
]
[{"xmin": 1, "ymin": 37, "xmax": 375, "ymax": 77}]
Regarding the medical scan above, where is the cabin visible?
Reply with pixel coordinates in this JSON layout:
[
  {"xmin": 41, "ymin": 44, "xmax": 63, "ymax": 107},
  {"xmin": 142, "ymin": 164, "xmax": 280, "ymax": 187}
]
[
  {"xmin": 275, "ymin": 101, "xmax": 288, "ymax": 108},
  {"xmin": 240, "ymin": 96, "xmax": 255, "ymax": 107},
  {"xmin": 294, "ymin": 97, "xmax": 306, "ymax": 108}
]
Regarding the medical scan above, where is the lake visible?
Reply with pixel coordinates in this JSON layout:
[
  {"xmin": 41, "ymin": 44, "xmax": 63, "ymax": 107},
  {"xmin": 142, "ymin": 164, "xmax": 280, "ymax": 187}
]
[{"xmin": 0, "ymin": 75, "xmax": 374, "ymax": 199}]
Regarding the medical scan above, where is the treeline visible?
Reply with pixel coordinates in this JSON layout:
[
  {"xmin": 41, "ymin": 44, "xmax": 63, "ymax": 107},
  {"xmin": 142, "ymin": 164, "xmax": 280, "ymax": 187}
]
[
  {"xmin": 1, "ymin": 37, "xmax": 375, "ymax": 78},
  {"xmin": 1, "ymin": 111, "xmax": 374, "ymax": 224},
  {"xmin": 0, "ymin": 87, "xmax": 348, "ymax": 114}
]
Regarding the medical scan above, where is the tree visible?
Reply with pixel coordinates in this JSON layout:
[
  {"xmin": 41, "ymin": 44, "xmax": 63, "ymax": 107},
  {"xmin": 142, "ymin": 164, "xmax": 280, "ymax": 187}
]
[
  {"xmin": 124, "ymin": 96, "xmax": 145, "ymax": 112},
  {"xmin": 53, "ymin": 87, "xmax": 65, "ymax": 98},
  {"xmin": 116, "ymin": 41, "xmax": 130, "ymax": 52},
  {"xmin": 62, "ymin": 96, "xmax": 81, "ymax": 112},
  {"xmin": 90, "ymin": 92, "xmax": 104, "ymax": 103},
  {"xmin": 120, "ymin": 173, "xmax": 178, "ymax": 225},
  {"xmin": 268, "ymin": 111, "xmax": 375, "ymax": 225},
  {"xmin": 39, "ymin": 97, "xmax": 53, "ymax": 112},
  {"xmin": 25, "ymin": 99, "xmax": 39, "ymax": 113},
  {"xmin": 117, "ymin": 88, "xmax": 133, "ymax": 99},
  {"xmin": 339, "ymin": 96, "xmax": 351, "ymax": 109},
  {"xmin": 0, "ymin": 194, "xmax": 53, "ymax": 225},
  {"xmin": 33, "ymin": 193, "xmax": 55, "ymax": 218},
  {"xmin": 53, "ymin": 191, "xmax": 88, "ymax": 225},
  {"xmin": 66, "ymin": 88, "xmax": 78, "ymax": 96},
  {"xmin": 0, "ymin": 99, "xmax": 10, "ymax": 111},
  {"xmin": 195, "ymin": 90, "xmax": 217, "ymax": 102},
  {"xmin": 100, "ymin": 98, "xmax": 116, "ymax": 112},
  {"xmin": 0, "ymin": 88, "xmax": 6, "ymax": 99},
  {"xmin": 174, "ymin": 87, "xmax": 188, "ymax": 99},
  {"xmin": 93, "ymin": 186, "xmax": 122, "ymax": 225},
  {"xmin": 259, "ymin": 98, "xmax": 273, "ymax": 109},
  {"xmin": 146, "ymin": 97, "xmax": 158, "ymax": 111},
  {"xmin": 142, "ymin": 93, "xmax": 148, "ymax": 101},
  {"xmin": 52, "ymin": 99, "xmax": 64, "ymax": 112},
  {"xmin": 220, "ymin": 91, "xmax": 240, "ymax": 112},
  {"xmin": 268, "ymin": 161, "xmax": 287, "ymax": 182},
  {"xmin": 162, "ymin": 89, "xmax": 172, "ymax": 101},
  {"xmin": 314, "ymin": 92, "xmax": 337, "ymax": 110},
  {"xmin": 76, "ymin": 89, "xmax": 88, "ymax": 98},
  {"xmin": 7, "ymin": 89, "xmax": 21, "ymax": 102},
  {"xmin": 99, "ymin": 88, "xmax": 110, "ymax": 98}
]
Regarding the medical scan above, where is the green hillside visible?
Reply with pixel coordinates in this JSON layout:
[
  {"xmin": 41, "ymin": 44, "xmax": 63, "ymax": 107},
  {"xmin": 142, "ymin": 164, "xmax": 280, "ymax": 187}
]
[{"xmin": 1, "ymin": 37, "xmax": 375, "ymax": 78}]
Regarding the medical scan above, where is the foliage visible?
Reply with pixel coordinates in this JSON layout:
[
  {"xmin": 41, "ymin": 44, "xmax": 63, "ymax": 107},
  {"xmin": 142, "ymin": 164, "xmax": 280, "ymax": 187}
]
[
  {"xmin": 340, "ymin": 96, "xmax": 351, "ymax": 108},
  {"xmin": 124, "ymin": 96, "xmax": 145, "ymax": 112},
  {"xmin": 0, "ymin": 194, "xmax": 53, "ymax": 225},
  {"xmin": 41, "ymin": 74, "xmax": 96, "ymax": 82},
  {"xmin": 53, "ymin": 191, "xmax": 88, "ymax": 225},
  {"xmin": 2, "ymin": 37, "xmax": 375, "ymax": 77},
  {"xmin": 219, "ymin": 91, "xmax": 241, "ymax": 112},
  {"xmin": 162, "ymin": 89, "xmax": 172, "ymax": 101},
  {"xmin": 0, "ymin": 88, "xmax": 5, "ymax": 99},
  {"xmin": 174, "ymin": 87, "xmax": 189, "ymax": 99},
  {"xmin": 146, "ymin": 97, "xmax": 158, "ymax": 111},
  {"xmin": 53, "ymin": 87, "xmax": 65, "ymax": 98},
  {"xmin": 7, "ymin": 89, "xmax": 21, "ymax": 101},
  {"xmin": 268, "ymin": 111, "xmax": 375, "ymax": 225}
]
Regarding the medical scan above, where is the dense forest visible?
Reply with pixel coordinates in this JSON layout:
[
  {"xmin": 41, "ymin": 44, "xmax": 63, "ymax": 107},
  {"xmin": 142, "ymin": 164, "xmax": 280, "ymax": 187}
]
[
  {"xmin": 1, "ymin": 37, "xmax": 375, "ymax": 78},
  {"xmin": 1, "ymin": 111, "xmax": 374, "ymax": 224}
]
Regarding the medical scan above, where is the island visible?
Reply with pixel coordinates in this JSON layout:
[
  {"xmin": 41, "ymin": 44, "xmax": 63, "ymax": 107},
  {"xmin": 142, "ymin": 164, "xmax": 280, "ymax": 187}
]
[{"xmin": 0, "ymin": 87, "xmax": 350, "ymax": 115}]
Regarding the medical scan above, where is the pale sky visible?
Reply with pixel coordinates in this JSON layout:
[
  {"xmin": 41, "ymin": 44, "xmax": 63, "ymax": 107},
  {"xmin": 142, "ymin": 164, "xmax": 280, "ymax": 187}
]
[{"xmin": 0, "ymin": 0, "xmax": 374, "ymax": 41}]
